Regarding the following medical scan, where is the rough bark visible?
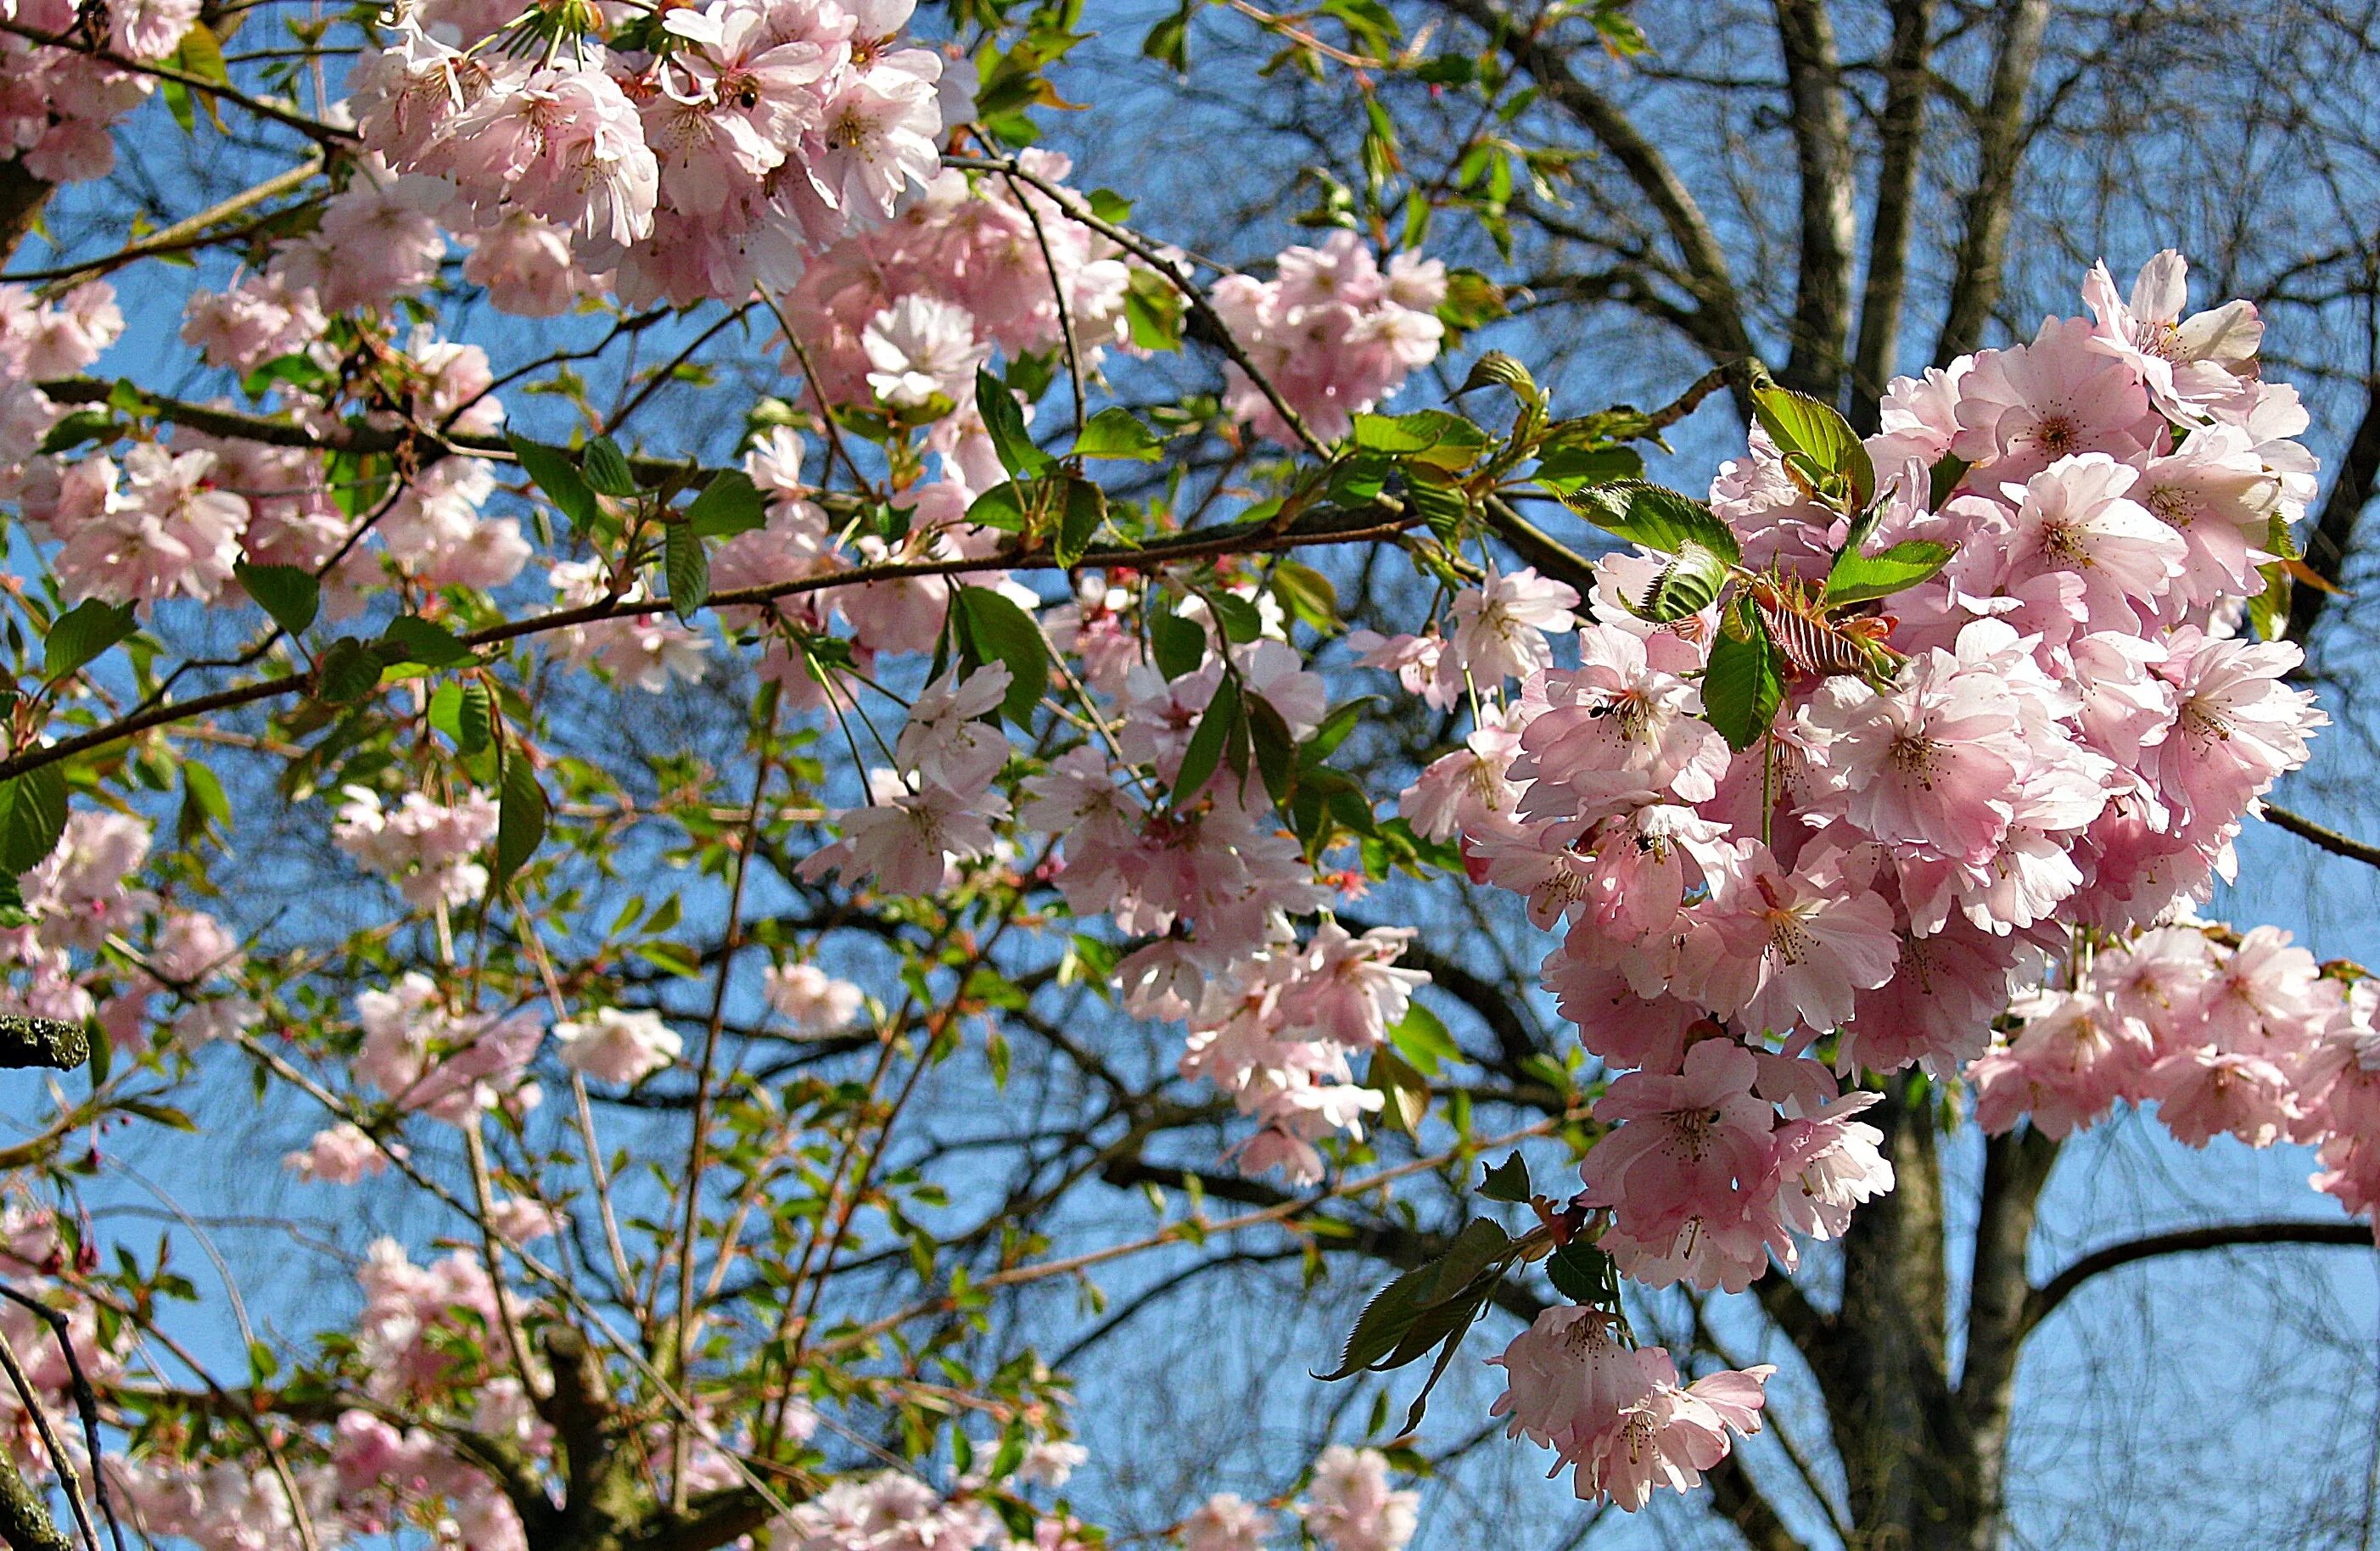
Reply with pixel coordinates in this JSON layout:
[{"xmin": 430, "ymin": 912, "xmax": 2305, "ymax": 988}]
[
  {"xmin": 1770, "ymin": 0, "xmax": 1858, "ymax": 401},
  {"xmin": 1848, "ymin": 0, "xmax": 1933, "ymax": 427},
  {"xmin": 2288, "ymin": 374, "xmax": 2380, "ymax": 647},
  {"xmin": 1933, "ymin": 0, "xmax": 2050, "ymax": 362}
]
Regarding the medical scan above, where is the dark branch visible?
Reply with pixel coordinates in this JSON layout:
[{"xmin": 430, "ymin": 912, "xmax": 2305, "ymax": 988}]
[{"xmin": 2022, "ymin": 1221, "xmax": 2373, "ymax": 1336}]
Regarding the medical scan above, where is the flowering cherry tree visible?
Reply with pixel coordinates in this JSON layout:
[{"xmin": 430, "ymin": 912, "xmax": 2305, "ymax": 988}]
[{"xmin": 0, "ymin": 1, "xmax": 2365, "ymax": 1548}]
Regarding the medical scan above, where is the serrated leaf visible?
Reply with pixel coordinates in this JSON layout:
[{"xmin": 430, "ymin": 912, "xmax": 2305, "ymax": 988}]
[
  {"xmin": 43, "ymin": 600, "xmax": 136, "ymax": 680},
  {"xmin": 1546, "ymin": 1240, "xmax": 1617, "ymax": 1305},
  {"xmin": 1532, "ymin": 445, "xmax": 1644, "ymax": 492},
  {"xmin": 1701, "ymin": 608, "xmax": 1784, "ymax": 752},
  {"xmin": 1753, "ymin": 383, "xmax": 1874, "ymax": 509},
  {"xmin": 1150, "ymin": 610, "xmax": 1206, "ymax": 680},
  {"xmin": 966, "ymin": 482, "xmax": 1028, "ymax": 534},
  {"xmin": 234, "ymin": 563, "xmax": 319, "ymax": 636},
  {"xmin": 507, "ymin": 435, "xmax": 598, "ymax": 529},
  {"xmin": 1352, "ymin": 409, "xmax": 1492, "ymax": 467},
  {"xmin": 1055, "ymin": 477, "xmax": 1107, "ymax": 566},
  {"xmin": 1071, "ymin": 407, "xmax": 1162, "ymax": 462},
  {"xmin": 664, "ymin": 524, "xmax": 710, "ymax": 620},
  {"xmin": 955, "ymin": 586, "xmax": 1046, "ymax": 727},
  {"xmin": 686, "ymin": 468, "xmax": 768, "ymax": 537},
  {"xmin": 378, "ymin": 615, "xmax": 474, "ymax": 668},
  {"xmin": 1457, "ymin": 350, "xmax": 1540, "ymax": 407},
  {"xmin": 1560, "ymin": 480, "xmax": 1741, "ymax": 562},
  {"xmin": 1270, "ymin": 560, "xmax": 1339, "ymax": 635},
  {"xmin": 1172, "ymin": 676, "xmax": 1240, "ymax": 805},
  {"xmin": 976, "ymin": 369, "xmax": 1053, "ymax": 482},
  {"xmin": 1246, "ymin": 692, "xmax": 1297, "ymax": 808},
  {"xmin": 457, "ymin": 682, "xmax": 495, "ymax": 754},
  {"xmin": 1388, "ymin": 1001, "xmax": 1459, "ymax": 1077},
  {"xmin": 580, "ymin": 435, "xmax": 637, "ymax": 497},
  {"xmin": 1824, "ymin": 540, "xmax": 1954, "ymax": 606},
  {"xmin": 1317, "ymin": 1263, "xmax": 1435, "ymax": 1380},
  {"xmin": 1628, "ymin": 541, "xmax": 1728, "ymax": 622},
  {"xmin": 1415, "ymin": 1218, "xmax": 1513, "ymax": 1307},
  {"xmin": 1480, "ymin": 1152, "xmax": 1532, "ymax": 1203},
  {"xmin": 492, "ymin": 749, "xmax": 546, "ymax": 893},
  {"xmin": 312, "ymin": 637, "xmax": 384, "ymax": 703},
  {"xmin": 0, "ymin": 763, "xmax": 68, "ymax": 874}
]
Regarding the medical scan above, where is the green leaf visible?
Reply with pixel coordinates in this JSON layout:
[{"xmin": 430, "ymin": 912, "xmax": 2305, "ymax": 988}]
[
  {"xmin": 492, "ymin": 750, "xmax": 546, "ymax": 893},
  {"xmin": 1389, "ymin": 1001, "xmax": 1460, "ymax": 1077},
  {"xmin": 1205, "ymin": 591, "xmax": 1263, "ymax": 644},
  {"xmin": 43, "ymin": 600, "xmax": 136, "ymax": 680},
  {"xmin": 312, "ymin": 637, "xmax": 384, "ymax": 703},
  {"xmin": 1245, "ymin": 692, "xmax": 1298, "ymax": 808},
  {"xmin": 1560, "ymin": 480, "xmax": 1741, "ymax": 562},
  {"xmin": 1172, "ymin": 676, "xmax": 1240, "ymax": 805},
  {"xmin": 976, "ymin": 369, "xmax": 1054, "ymax": 482},
  {"xmin": 1351, "ymin": 409, "xmax": 1491, "ymax": 467},
  {"xmin": 456, "ymin": 682, "xmax": 495, "ymax": 755},
  {"xmin": 1546, "ymin": 1240, "xmax": 1618, "ymax": 1305},
  {"xmin": 664, "ymin": 524, "xmax": 710, "ymax": 620},
  {"xmin": 1150, "ymin": 610, "xmax": 1207, "ymax": 680},
  {"xmin": 1480, "ymin": 1153, "xmax": 1532, "ymax": 1203},
  {"xmin": 1752, "ymin": 383, "xmax": 1874, "ymax": 509},
  {"xmin": 0, "ymin": 763, "xmax": 68, "ymax": 874},
  {"xmin": 1701, "ymin": 608, "xmax": 1784, "ymax": 752},
  {"xmin": 1414, "ymin": 1218, "xmax": 1513, "ymax": 1307},
  {"xmin": 954, "ymin": 586, "xmax": 1047, "ymax": 728},
  {"xmin": 234, "ymin": 563, "xmax": 319, "ymax": 636},
  {"xmin": 1055, "ymin": 477, "xmax": 1108, "ymax": 567},
  {"xmin": 1532, "ymin": 445, "xmax": 1643, "ymax": 492},
  {"xmin": 378, "ymin": 615, "xmax": 474, "ymax": 668},
  {"xmin": 1627, "ymin": 541, "xmax": 1729, "ymax": 622},
  {"xmin": 1071, "ymin": 407, "xmax": 1162, "ymax": 462},
  {"xmin": 507, "ymin": 435, "xmax": 598, "ymax": 529},
  {"xmin": 1369, "ymin": 1045, "xmax": 1430, "ymax": 1135},
  {"xmin": 1270, "ymin": 561, "xmax": 1340, "ymax": 635},
  {"xmin": 1302, "ymin": 697, "xmax": 1373, "ymax": 765},
  {"xmin": 1317, "ymin": 1263, "xmax": 1436, "ymax": 1380},
  {"xmin": 966, "ymin": 482, "xmax": 1028, "ymax": 534},
  {"xmin": 38, "ymin": 410, "xmax": 119, "ymax": 456},
  {"xmin": 1823, "ymin": 540, "xmax": 1955, "ymax": 606},
  {"xmin": 1456, "ymin": 350, "xmax": 1541, "ymax": 408},
  {"xmin": 177, "ymin": 760, "xmax": 229, "ymax": 848},
  {"xmin": 686, "ymin": 468, "xmax": 768, "ymax": 537},
  {"xmin": 580, "ymin": 435, "xmax": 638, "ymax": 498}
]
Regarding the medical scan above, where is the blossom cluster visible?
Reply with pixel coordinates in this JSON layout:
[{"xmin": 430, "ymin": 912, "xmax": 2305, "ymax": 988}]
[
  {"xmin": 1212, "ymin": 231, "xmax": 1448, "ymax": 444},
  {"xmin": 1489, "ymin": 1309, "xmax": 1773, "ymax": 1508},
  {"xmin": 0, "ymin": 0, "xmax": 191, "ymax": 187},
  {"xmin": 1362, "ymin": 253, "xmax": 2328, "ymax": 1295},
  {"xmin": 348, "ymin": 0, "xmax": 960, "ymax": 309},
  {"xmin": 1972, "ymin": 922, "xmax": 2380, "ymax": 1223}
]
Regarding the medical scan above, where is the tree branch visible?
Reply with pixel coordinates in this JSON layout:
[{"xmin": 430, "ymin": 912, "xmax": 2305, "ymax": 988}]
[
  {"xmin": 1849, "ymin": 0, "xmax": 1933, "ymax": 424},
  {"xmin": 2021, "ymin": 1221, "xmax": 2373, "ymax": 1336},
  {"xmin": 1768, "ymin": 0, "xmax": 1857, "ymax": 401},
  {"xmin": 2288, "ymin": 375, "xmax": 2380, "ymax": 647},
  {"xmin": 1932, "ymin": 0, "xmax": 2049, "ymax": 362}
]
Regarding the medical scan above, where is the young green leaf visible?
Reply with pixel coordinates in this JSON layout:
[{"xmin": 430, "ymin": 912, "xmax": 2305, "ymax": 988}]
[
  {"xmin": 1701, "ymin": 608, "xmax": 1784, "ymax": 752},
  {"xmin": 492, "ymin": 749, "xmax": 547, "ymax": 893},
  {"xmin": 1171, "ymin": 675, "xmax": 1240, "ymax": 805},
  {"xmin": 1389, "ymin": 1000, "xmax": 1460, "ymax": 1076},
  {"xmin": 1055, "ymin": 476, "xmax": 1108, "ymax": 566},
  {"xmin": 1560, "ymin": 480, "xmax": 1742, "ymax": 562},
  {"xmin": 234, "ymin": 562, "xmax": 320, "ymax": 636},
  {"xmin": 378, "ymin": 616, "xmax": 475, "ymax": 668},
  {"xmin": 1479, "ymin": 1152, "xmax": 1532, "ymax": 1203},
  {"xmin": 1627, "ymin": 541, "xmax": 1729, "ymax": 622},
  {"xmin": 312, "ymin": 637, "xmax": 385, "ymax": 703},
  {"xmin": 1071, "ymin": 407, "xmax": 1163, "ymax": 462},
  {"xmin": 976, "ymin": 369, "xmax": 1054, "ymax": 481},
  {"xmin": 685, "ymin": 468, "xmax": 768, "ymax": 537},
  {"xmin": 1270, "ymin": 561, "xmax": 1340, "ymax": 635},
  {"xmin": 507, "ymin": 436, "xmax": 599, "ymax": 529},
  {"xmin": 580, "ymin": 435, "xmax": 638, "ymax": 497},
  {"xmin": 0, "ymin": 762, "xmax": 68, "ymax": 874},
  {"xmin": 42, "ymin": 600, "xmax": 136, "ymax": 680},
  {"xmin": 1149, "ymin": 609, "xmax": 1207, "ymax": 680},
  {"xmin": 1823, "ymin": 540, "xmax": 1955, "ymax": 606},
  {"xmin": 1752, "ymin": 382, "xmax": 1874, "ymax": 508},
  {"xmin": 955, "ymin": 586, "xmax": 1048, "ymax": 727},
  {"xmin": 664, "ymin": 524, "xmax": 711, "ymax": 619}
]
